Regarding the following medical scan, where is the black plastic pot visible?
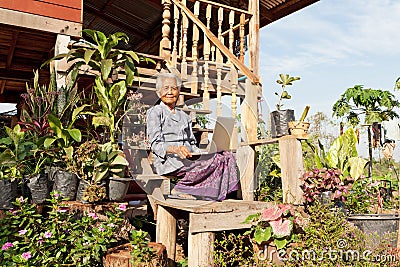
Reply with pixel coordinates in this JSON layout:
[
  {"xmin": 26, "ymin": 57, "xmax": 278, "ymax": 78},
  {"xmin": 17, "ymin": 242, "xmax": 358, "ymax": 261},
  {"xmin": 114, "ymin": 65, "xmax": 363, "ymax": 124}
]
[
  {"xmin": 0, "ymin": 178, "xmax": 19, "ymax": 209},
  {"xmin": 108, "ymin": 177, "xmax": 132, "ymax": 201},
  {"xmin": 270, "ymin": 109, "xmax": 295, "ymax": 138},
  {"xmin": 25, "ymin": 174, "xmax": 51, "ymax": 204},
  {"xmin": 51, "ymin": 170, "xmax": 78, "ymax": 200},
  {"xmin": 347, "ymin": 214, "xmax": 399, "ymax": 247}
]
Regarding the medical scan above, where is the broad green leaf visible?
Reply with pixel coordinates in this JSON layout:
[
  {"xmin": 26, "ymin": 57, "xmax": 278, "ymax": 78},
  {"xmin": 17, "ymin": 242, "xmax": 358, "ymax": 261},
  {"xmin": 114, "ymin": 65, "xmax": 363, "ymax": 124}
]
[
  {"xmin": 48, "ymin": 114, "xmax": 63, "ymax": 137},
  {"xmin": 254, "ymin": 227, "xmax": 272, "ymax": 244},
  {"xmin": 110, "ymin": 155, "xmax": 128, "ymax": 166},
  {"xmin": 347, "ymin": 157, "xmax": 368, "ymax": 180},
  {"xmin": 100, "ymin": 59, "xmax": 113, "ymax": 82}
]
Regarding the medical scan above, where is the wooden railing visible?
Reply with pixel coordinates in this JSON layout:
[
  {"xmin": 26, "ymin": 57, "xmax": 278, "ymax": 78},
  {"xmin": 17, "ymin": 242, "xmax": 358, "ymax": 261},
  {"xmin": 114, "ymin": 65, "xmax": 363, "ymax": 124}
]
[{"xmin": 160, "ymin": 0, "xmax": 259, "ymax": 118}]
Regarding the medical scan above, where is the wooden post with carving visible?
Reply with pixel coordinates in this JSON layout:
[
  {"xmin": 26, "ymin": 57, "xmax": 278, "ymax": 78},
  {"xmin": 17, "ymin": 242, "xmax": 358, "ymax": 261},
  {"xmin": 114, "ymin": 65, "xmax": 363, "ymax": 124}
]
[{"xmin": 160, "ymin": 0, "xmax": 172, "ymax": 59}]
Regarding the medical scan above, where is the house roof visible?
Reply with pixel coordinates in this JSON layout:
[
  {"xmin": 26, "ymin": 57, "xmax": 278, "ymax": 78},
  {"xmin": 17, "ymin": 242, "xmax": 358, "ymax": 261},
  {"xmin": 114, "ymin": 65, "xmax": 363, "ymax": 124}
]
[{"xmin": 0, "ymin": 0, "xmax": 319, "ymax": 104}]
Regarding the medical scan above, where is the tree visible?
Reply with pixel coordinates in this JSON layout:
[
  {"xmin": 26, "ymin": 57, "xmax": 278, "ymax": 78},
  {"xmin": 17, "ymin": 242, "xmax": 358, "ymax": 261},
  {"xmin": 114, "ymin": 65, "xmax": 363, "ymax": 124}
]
[
  {"xmin": 332, "ymin": 85, "xmax": 400, "ymax": 177},
  {"xmin": 332, "ymin": 85, "xmax": 399, "ymax": 125}
]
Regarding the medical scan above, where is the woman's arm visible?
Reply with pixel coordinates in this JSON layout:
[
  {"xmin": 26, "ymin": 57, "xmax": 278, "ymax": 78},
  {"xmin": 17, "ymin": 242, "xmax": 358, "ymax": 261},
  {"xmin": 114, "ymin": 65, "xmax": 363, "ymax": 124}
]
[{"xmin": 146, "ymin": 108, "xmax": 192, "ymax": 159}]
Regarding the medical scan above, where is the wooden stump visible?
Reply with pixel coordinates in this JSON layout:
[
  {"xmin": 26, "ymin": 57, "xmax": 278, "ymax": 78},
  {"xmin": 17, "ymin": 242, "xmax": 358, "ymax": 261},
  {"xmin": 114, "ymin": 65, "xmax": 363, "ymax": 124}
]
[{"xmin": 103, "ymin": 242, "xmax": 167, "ymax": 267}]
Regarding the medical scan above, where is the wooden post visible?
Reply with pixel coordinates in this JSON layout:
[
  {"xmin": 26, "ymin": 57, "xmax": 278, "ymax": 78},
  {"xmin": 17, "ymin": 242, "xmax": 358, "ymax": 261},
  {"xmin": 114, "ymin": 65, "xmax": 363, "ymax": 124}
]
[
  {"xmin": 160, "ymin": 0, "xmax": 172, "ymax": 59},
  {"xmin": 188, "ymin": 232, "xmax": 215, "ymax": 267},
  {"xmin": 278, "ymin": 136, "xmax": 304, "ymax": 204},
  {"xmin": 54, "ymin": 34, "xmax": 70, "ymax": 116},
  {"xmin": 156, "ymin": 206, "xmax": 177, "ymax": 267},
  {"xmin": 237, "ymin": 80, "xmax": 259, "ymax": 201},
  {"xmin": 248, "ymin": 0, "xmax": 259, "ymax": 76}
]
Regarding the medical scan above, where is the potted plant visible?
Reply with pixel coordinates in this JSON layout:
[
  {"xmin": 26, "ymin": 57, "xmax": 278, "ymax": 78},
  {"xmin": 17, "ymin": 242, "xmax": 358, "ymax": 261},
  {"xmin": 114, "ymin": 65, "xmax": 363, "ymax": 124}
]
[
  {"xmin": 44, "ymin": 114, "xmax": 82, "ymax": 200},
  {"xmin": 300, "ymin": 168, "xmax": 353, "ymax": 205},
  {"xmin": 0, "ymin": 125, "xmax": 34, "ymax": 209},
  {"xmin": 270, "ymin": 74, "xmax": 300, "ymax": 138},
  {"xmin": 93, "ymin": 142, "xmax": 130, "ymax": 202},
  {"xmin": 244, "ymin": 204, "xmax": 305, "ymax": 265}
]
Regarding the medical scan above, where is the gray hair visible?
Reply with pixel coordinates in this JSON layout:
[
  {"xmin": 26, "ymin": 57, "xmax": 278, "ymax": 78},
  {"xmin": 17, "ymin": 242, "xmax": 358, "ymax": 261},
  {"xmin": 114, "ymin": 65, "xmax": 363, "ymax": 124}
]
[{"xmin": 156, "ymin": 73, "xmax": 182, "ymax": 95}]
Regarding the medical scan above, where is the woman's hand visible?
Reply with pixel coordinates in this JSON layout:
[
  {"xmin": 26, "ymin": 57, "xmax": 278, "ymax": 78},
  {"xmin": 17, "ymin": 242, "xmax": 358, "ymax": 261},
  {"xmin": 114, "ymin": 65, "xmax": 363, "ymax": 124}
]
[{"xmin": 168, "ymin": 145, "xmax": 192, "ymax": 159}]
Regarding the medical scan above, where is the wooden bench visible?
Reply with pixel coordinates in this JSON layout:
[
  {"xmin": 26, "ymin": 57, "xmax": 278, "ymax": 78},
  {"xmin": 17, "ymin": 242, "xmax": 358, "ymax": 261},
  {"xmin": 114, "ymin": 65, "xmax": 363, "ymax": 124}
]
[{"xmin": 150, "ymin": 197, "xmax": 271, "ymax": 267}]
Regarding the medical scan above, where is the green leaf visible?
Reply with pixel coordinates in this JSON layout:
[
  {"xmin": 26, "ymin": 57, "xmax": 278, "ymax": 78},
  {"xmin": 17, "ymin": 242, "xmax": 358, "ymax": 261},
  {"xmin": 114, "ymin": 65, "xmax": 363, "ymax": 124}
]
[
  {"xmin": 63, "ymin": 146, "xmax": 73, "ymax": 160},
  {"xmin": 347, "ymin": 157, "xmax": 368, "ymax": 180},
  {"xmin": 44, "ymin": 137, "xmax": 56, "ymax": 148},
  {"xmin": 110, "ymin": 155, "xmax": 128, "ymax": 166},
  {"xmin": 70, "ymin": 104, "xmax": 90, "ymax": 128},
  {"xmin": 92, "ymin": 116, "xmax": 112, "ymax": 128},
  {"xmin": 274, "ymin": 238, "xmax": 288, "ymax": 250},
  {"xmin": 101, "ymin": 59, "xmax": 113, "ymax": 82},
  {"xmin": 66, "ymin": 128, "xmax": 82, "ymax": 142},
  {"xmin": 254, "ymin": 227, "xmax": 272, "ymax": 244},
  {"xmin": 84, "ymin": 49, "xmax": 96, "ymax": 64}
]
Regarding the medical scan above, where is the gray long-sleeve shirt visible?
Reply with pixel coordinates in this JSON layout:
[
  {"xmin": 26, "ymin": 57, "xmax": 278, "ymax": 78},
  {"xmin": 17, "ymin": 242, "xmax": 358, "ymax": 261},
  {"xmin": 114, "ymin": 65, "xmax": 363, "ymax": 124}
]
[{"xmin": 146, "ymin": 102, "xmax": 200, "ymax": 175}]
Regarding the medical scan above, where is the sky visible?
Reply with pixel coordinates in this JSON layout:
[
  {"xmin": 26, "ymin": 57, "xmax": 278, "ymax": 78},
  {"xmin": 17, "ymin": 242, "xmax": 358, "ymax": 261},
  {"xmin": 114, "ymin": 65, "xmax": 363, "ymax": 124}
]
[
  {"xmin": 257, "ymin": 0, "xmax": 400, "ymax": 159},
  {"xmin": 260, "ymin": 0, "xmax": 400, "ymax": 118}
]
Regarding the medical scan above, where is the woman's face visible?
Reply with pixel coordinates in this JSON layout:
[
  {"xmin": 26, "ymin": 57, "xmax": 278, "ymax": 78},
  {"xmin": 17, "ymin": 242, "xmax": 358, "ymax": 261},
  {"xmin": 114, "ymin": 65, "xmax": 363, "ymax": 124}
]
[{"xmin": 159, "ymin": 77, "xmax": 179, "ymax": 109}]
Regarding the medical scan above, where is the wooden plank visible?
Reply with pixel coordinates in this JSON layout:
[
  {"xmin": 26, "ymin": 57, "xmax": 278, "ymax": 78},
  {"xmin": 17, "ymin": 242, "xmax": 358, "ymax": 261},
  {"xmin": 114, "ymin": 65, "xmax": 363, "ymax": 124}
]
[
  {"xmin": 241, "ymin": 134, "xmax": 308, "ymax": 146},
  {"xmin": 156, "ymin": 206, "xmax": 177, "ymax": 267},
  {"xmin": 188, "ymin": 232, "xmax": 215, "ymax": 267},
  {"xmin": 189, "ymin": 202, "xmax": 271, "ymax": 233},
  {"xmin": 278, "ymin": 137, "xmax": 304, "ymax": 204},
  {"xmin": 0, "ymin": 8, "xmax": 82, "ymax": 37},
  {"xmin": 0, "ymin": 0, "xmax": 82, "ymax": 23}
]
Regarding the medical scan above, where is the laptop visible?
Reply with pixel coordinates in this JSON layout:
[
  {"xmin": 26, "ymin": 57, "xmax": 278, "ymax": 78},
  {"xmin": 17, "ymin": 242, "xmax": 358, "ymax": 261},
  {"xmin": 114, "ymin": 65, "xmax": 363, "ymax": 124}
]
[{"xmin": 190, "ymin": 116, "xmax": 236, "ymax": 156}]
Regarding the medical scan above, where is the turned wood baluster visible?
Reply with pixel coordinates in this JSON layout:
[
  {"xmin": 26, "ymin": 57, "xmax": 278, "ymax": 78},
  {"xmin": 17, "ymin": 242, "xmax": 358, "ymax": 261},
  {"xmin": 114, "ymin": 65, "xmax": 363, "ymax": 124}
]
[
  {"xmin": 228, "ymin": 10, "xmax": 235, "ymax": 61},
  {"xmin": 216, "ymin": 61, "xmax": 223, "ymax": 117},
  {"xmin": 171, "ymin": 4, "xmax": 180, "ymax": 67},
  {"xmin": 239, "ymin": 13, "xmax": 245, "ymax": 63},
  {"xmin": 181, "ymin": 0, "xmax": 188, "ymax": 80},
  {"xmin": 191, "ymin": 1, "xmax": 200, "ymax": 94},
  {"xmin": 160, "ymin": 0, "xmax": 171, "ymax": 59},
  {"xmin": 203, "ymin": 4, "xmax": 212, "ymax": 62},
  {"xmin": 230, "ymin": 67, "xmax": 238, "ymax": 149},
  {"xmin": 203, "ymin": 61, "xmax": 210, "ymax": 110},
  {"xmin": 210, "ymin": 45, "xmax": 216, "ymax": 62},
  {"xmin": 217, "ymin": 7, "xmax": 224, "ymax": 63}
]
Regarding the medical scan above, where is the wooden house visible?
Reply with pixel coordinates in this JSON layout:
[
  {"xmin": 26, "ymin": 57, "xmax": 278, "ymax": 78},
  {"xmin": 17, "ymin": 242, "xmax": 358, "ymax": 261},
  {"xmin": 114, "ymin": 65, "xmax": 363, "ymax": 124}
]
[{"xmin": 0, "ymin": 1, "xmax": 319, "ymax": 265}]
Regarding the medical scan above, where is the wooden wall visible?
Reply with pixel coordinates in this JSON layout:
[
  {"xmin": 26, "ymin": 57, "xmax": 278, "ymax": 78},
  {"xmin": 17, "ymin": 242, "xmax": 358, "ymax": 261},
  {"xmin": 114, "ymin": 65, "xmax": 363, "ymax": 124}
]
[{"xmin": 0, "ymin": 0, "xmax": 82, "ymax": 23}]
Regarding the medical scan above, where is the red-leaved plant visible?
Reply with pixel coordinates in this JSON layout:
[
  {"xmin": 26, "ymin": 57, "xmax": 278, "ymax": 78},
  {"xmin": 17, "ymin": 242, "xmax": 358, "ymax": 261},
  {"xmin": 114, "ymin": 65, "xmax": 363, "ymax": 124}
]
[{"xmin": 300, "ymin": 168, "xmax": 353, "ymax": 203}]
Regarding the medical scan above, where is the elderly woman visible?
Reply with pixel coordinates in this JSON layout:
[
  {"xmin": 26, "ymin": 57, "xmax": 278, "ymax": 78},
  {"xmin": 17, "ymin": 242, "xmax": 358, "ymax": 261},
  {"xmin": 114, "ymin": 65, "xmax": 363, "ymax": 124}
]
[{"xmin": 146, "ymin": 73, "xmax": 239, "ymax": 201}]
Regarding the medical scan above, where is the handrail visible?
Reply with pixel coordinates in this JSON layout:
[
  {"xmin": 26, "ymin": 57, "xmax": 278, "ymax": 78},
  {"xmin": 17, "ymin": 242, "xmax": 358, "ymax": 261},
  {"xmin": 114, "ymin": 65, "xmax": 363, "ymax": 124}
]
[{"xmin": 171, "ymin": 0, "xmax": 260, "ymax": 84}]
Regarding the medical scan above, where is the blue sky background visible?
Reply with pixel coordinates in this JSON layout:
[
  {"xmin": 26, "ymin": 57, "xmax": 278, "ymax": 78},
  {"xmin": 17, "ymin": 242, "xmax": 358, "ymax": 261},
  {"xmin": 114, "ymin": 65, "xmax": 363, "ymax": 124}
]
[
  {"xmin": 258, "ymin": 0, "xmax": 400, "ymax": 159},
  {"xmin": 260, "ymin": 0, "xmax": 400, "ymax": 119}
]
